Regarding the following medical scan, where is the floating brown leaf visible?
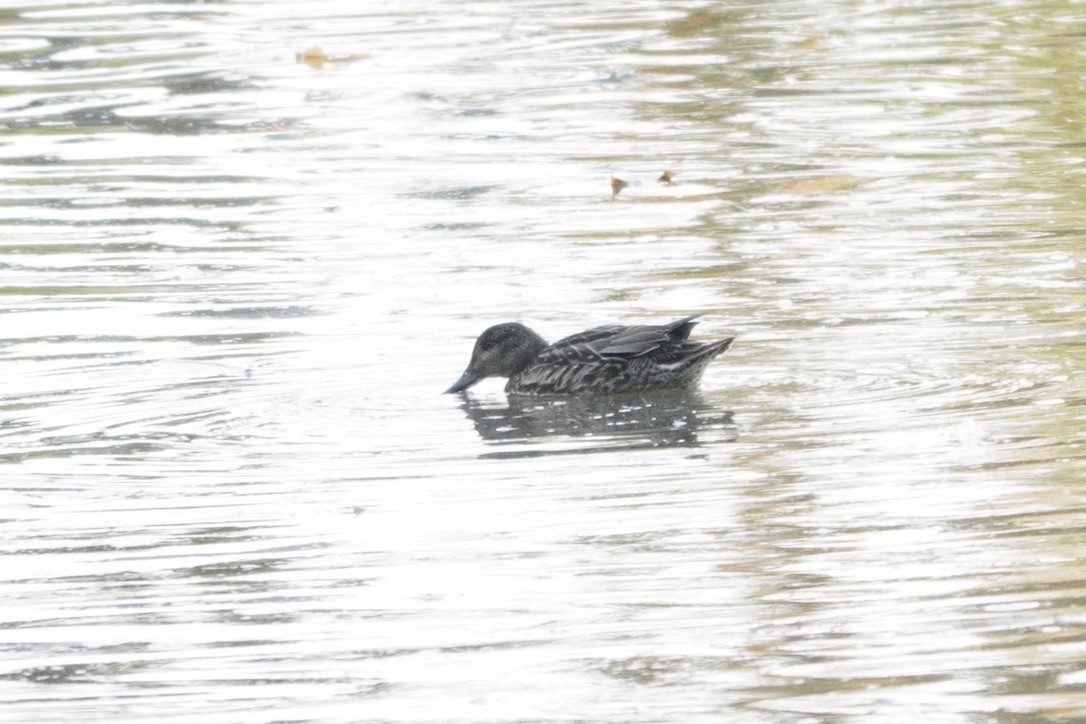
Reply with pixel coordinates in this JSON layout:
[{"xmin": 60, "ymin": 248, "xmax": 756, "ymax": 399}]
[
  {"xmin": 296, "ymin": 47, "xmax": 329, "ymax": 69},
  {"xmin": 610, "ymin": 175, "xmax": 628, "ymax": 199}
]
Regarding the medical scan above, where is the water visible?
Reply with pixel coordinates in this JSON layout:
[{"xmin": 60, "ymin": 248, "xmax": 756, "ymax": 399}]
[{"xmin": 3, "ymin": 0, "xmax": 1086, "ymax": 720}]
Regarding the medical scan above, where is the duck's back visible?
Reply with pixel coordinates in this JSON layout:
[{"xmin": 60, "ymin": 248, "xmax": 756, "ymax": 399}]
[{"xmin": 507, "ymin": 317, "xmax": 732, "ymax": 395}]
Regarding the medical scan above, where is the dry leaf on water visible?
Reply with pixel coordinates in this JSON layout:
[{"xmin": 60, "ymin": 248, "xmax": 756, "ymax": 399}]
[
  {"xmin": 296, "ymin": 47, "xmax": 329, "ymax": 69},
  {"xmin": 610, "ymin": 175, "xmax": 628, "ymax": 199}
]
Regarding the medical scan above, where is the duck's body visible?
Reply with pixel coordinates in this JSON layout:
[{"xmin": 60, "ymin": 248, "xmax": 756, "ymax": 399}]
[{"xmin": 446, "ymin": 316, "xmax": 734, "ymax": 396}]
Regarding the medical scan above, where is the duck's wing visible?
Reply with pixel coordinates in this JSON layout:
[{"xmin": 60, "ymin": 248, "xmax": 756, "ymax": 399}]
[
  {"xmin": 536, "ymin": 316, "xmax": 706, "ymax": 364},
  {"xmin": 546, "ymin": 324, "xmax": 625, "ymax": 350},
  {"xmin": 535, "ymin": 324, "xmax": 623, "ymax": 365},
  {"xmin": 592, "ymin": 316, "xmax": 704, "ymax": 357}
]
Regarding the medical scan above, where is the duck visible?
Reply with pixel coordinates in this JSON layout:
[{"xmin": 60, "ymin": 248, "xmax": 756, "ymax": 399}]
[{"xmin": 445, "ymin": 315, "xmax": 734, "ymax": 395}]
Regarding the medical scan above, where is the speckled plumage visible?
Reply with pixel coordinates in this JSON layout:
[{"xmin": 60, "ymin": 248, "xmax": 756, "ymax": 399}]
[{"xmin": 445, "ymin": 316, "xmax": 734, "ymax": 396}]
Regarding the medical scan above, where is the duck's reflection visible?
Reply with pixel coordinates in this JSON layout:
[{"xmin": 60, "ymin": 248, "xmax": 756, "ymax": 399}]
[{"xmin": 456, "ymin": 389, "xmax": 737, "ymax": 457}]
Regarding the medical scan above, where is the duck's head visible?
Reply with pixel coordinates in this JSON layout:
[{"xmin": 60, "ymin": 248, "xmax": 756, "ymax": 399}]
[{"xmin": 445, "ymin": 322, "xmax": 548, "ymax": 393}]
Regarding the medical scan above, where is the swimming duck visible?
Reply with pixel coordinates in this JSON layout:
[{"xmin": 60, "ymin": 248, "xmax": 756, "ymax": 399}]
[{"xmin": 445, "ymin": 315, "xmax": 734, "ymax": 395}]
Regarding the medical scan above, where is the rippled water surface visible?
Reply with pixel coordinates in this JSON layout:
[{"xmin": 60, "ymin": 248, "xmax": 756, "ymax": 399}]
[{"xmin": 4, "ymin": 0, "xmax": 1086, "ymax": 720}]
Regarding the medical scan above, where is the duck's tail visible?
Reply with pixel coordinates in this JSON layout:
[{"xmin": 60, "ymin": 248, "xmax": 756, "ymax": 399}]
[
  {"xmin": 667, "ymin": 314, "xmax": 703, "ymax": 341},
  {"xmin": 674, "ymin": 336, "xmax": 734, "ymax": 385},
  {"xmin": 693, "ymin": 336, "xmax": 734, "ymax": 362}
]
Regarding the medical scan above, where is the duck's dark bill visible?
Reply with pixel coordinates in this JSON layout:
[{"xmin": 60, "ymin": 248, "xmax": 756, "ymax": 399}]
[{"xmin": 445, "ymin": 369, "xmax": 482, "ymax": 394}]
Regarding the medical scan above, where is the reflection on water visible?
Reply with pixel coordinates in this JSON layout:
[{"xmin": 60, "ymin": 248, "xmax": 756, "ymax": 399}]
[
  {"xmin": 457, "ymin": 389, "xmax": 737, "ymax": 456},
  {"xmin": 3, "ymin": 0, "xmax": 1086, "ymax": 721}
]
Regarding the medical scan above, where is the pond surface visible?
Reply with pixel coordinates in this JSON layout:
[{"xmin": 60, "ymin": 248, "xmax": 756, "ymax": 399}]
[{"xmin": 3, "ymin": 0, "xmax": 1086, "ymax": 721}]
